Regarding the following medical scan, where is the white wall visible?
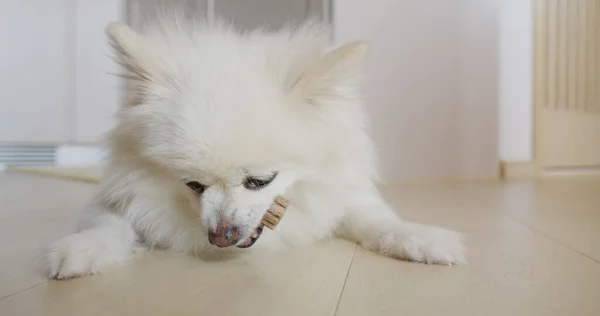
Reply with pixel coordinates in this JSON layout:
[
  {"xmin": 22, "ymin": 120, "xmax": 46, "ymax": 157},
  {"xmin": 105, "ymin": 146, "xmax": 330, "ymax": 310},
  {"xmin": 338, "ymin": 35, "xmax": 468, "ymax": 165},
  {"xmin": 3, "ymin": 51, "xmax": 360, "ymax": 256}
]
[
  {"xmin": 335, "ymin": 0, "xmax": 500, "ymax": 180},
  {"xmin": 74, "ymin": 0, "xmax": 123, "ymax": 143},
  {"xmin": 0, "ymin": 0, "xmax": 73, "ymax": 143},
  {"xmin": 498, "ymin": 0, "xmax": 534, "ymax": 162},
  {"xmin": 2, "ymin": 1, "xmax": 533, "ymax": 172},
  {"xmin": 0, "ymin": 1, "xmax": 124, "ymax": 145}
]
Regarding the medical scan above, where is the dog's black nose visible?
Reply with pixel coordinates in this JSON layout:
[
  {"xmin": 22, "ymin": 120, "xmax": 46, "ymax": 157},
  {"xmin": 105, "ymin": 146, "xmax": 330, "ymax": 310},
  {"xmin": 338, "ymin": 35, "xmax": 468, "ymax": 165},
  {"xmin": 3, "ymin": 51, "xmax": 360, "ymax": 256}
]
[{"xmin": 208, "ymin": 225, "xmax": 240, "ymax": 247}]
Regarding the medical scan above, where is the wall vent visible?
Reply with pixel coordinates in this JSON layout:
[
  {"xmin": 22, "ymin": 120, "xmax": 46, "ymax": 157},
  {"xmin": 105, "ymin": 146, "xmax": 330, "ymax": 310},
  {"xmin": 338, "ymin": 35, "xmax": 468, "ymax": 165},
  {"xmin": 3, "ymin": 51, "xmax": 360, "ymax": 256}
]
[{"xmin": 0, "ymin": 146, "xmax": 56, "ymax": 166}]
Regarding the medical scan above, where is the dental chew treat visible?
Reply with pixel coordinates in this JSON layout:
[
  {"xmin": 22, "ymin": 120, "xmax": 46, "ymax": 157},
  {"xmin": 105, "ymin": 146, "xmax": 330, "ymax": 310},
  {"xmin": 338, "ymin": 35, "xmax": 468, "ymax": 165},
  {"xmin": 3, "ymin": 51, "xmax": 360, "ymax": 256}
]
[{"xmin": 262, "ymin": 196, "xmax": 288, "ymax": 230}]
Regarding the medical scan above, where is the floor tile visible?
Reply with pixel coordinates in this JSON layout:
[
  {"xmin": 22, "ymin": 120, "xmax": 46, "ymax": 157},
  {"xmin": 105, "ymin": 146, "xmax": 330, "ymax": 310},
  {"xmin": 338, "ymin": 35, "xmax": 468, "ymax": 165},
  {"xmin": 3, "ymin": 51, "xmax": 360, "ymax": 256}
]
[
  {"xmin": 473, "ymin": 179, "xmax": 600, "ymax": 261},
  {"xmin": 0, "ymin": 241, "xmax": 356, "ymax": 316},
  {"xmin": 336, "ymin": 210, "xmax": 600, "ymax": 316},
  {"xmin": 2, "ymin": 172, "xmax": 600, "ymax": 316}
]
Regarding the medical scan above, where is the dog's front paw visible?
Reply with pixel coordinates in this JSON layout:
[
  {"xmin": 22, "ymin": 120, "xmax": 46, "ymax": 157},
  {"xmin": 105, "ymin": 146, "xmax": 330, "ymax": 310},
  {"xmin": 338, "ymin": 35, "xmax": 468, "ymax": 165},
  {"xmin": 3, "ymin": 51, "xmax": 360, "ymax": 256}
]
[
  {"xmin": 44, "ymin": 232, "xmax": 130, "ymax": 279},
  {"xmin": 382, "ymin": 223, "xmax": 467, "ymax": 265}
]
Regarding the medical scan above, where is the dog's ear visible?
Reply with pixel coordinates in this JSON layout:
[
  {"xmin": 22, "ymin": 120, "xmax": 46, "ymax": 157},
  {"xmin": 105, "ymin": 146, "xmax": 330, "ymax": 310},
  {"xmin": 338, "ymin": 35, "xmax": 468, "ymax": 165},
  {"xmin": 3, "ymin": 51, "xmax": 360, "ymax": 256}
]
[
  {"xmin": 292, "ymin": 41, "xmax": 370, "ymax": 105},
  {"xmin": 106, "ymin": 22, "xmax": 156, "ymax": 82}
]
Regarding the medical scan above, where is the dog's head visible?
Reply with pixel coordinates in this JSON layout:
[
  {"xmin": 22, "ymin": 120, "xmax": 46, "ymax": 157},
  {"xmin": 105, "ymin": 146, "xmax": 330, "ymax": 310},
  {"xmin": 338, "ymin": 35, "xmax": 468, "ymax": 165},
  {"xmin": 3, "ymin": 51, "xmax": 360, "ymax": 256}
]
[{"xmin": 106, "ymin": 19, "xmax": 370, "ymax": 248}]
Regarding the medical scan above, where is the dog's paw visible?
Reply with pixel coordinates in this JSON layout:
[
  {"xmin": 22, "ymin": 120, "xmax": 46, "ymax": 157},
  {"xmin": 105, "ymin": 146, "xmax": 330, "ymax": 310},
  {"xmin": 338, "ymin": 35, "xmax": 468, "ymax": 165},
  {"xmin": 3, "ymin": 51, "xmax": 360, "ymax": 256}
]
[
  {"xmin": 44, "ymin": 232, "xmax": 130, "ymax": 279},
  {"xmin": 381, "ymin": 223, "xmax": 467, "ymax": 265}
]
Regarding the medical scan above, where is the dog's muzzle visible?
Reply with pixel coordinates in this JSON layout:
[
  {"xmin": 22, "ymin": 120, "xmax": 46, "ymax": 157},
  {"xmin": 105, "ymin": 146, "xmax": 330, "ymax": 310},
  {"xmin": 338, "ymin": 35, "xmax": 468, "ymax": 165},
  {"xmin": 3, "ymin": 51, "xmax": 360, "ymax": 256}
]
[{"xmin": 208, "ymin": 224, "xmax": 264, "ymax": 248}]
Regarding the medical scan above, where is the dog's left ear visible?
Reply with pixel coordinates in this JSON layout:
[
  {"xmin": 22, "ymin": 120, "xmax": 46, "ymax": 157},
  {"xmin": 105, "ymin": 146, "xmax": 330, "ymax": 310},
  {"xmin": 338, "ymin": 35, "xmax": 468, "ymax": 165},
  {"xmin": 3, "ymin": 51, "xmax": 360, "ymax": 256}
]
[
  {"xmin": 292, "ymin": 41, "xmax": 370, "ymax": 104},
  {"xmin": 106, "ymin": 22, "xmax": 159, "ymax": 83}
]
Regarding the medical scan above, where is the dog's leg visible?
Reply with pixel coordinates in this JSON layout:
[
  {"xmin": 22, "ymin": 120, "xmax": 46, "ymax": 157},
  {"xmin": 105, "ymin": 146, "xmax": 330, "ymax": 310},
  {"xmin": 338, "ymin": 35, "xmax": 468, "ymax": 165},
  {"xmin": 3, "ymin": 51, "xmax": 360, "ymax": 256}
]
[
  {"xmin": 44, "ymin": 200, "xmax": 138, "ymax": 279},
  {"xmin": 338, "ymin": 194, "xmax": 466, "ymax": 265}
]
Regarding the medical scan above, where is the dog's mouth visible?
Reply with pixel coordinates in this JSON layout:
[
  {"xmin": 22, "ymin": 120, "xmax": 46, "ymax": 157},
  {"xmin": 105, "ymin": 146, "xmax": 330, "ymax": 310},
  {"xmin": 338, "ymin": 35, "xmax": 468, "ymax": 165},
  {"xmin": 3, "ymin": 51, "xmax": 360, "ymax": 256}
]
[{"xmin": 236, "ymin": 224, "xmax": 264, "ymax": 248}]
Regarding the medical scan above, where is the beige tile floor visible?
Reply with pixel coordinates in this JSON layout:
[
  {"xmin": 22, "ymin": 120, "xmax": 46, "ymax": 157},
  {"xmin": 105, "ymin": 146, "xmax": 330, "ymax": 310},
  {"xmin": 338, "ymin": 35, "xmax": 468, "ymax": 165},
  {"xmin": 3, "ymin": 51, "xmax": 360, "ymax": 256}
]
[{"xmin": 1, "ymin": 171, "xmax": 599, "ymax": 316}]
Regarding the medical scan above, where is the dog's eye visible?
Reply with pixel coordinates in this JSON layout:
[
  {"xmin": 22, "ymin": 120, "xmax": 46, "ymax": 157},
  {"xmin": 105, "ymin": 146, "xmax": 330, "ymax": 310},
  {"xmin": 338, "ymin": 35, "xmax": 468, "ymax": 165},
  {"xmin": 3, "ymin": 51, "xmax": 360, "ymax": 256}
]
[
  {"xmin": 186, "ymin": 181, "xmax": 207, "ymax": 194},
  {"xmin": 243, "ymin": 172, "xmax": 278, "ymax": 191}
]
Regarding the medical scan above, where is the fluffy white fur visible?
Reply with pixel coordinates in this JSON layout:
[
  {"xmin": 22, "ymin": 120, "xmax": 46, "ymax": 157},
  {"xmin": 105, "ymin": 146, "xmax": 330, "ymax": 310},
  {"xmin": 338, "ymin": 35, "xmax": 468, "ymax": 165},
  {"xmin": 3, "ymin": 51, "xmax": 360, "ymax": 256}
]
[{"xmin": 44, "ymin": 17, "xmax": 466, "ymax": 279}]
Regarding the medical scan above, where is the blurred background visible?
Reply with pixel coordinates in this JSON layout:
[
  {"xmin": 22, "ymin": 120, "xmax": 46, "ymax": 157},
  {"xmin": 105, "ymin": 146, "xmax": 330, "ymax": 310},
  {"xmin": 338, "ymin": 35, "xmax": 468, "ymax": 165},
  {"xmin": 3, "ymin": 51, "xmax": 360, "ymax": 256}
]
[{"xmin": 1, "ymin": 0, "xmax": 594, "ymax": 182}]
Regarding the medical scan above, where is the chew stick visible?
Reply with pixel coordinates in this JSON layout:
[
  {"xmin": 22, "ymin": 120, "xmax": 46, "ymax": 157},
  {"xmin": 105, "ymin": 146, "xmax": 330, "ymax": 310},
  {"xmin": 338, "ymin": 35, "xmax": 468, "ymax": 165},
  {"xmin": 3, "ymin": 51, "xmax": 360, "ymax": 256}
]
[{"xmin": 261, "ymin": 196, "xmax": 288, "ymax": 230}]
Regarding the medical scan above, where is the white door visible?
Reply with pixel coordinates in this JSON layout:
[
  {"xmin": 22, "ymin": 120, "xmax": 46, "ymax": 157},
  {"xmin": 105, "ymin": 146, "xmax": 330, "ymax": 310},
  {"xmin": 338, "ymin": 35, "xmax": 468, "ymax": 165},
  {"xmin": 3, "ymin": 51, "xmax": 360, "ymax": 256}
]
[
  {"xmin": 215, "ymin": 0, "xmax": 327, "ymax": 30},
  {"xmin": 535, "ymin": 0, "xmax": 600, "ymax": 169},
  {"xmin": 127, "ymin": 0, "xmax": 327, "ymax": 30}
]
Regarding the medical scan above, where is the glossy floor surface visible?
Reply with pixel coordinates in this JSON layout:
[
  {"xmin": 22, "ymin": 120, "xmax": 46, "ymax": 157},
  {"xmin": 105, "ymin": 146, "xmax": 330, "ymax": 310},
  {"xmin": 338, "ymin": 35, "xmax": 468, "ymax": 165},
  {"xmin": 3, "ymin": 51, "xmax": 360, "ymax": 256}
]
[{"xmin": 1, "ymin": 171, "xmax": 599, "ymax": 315}]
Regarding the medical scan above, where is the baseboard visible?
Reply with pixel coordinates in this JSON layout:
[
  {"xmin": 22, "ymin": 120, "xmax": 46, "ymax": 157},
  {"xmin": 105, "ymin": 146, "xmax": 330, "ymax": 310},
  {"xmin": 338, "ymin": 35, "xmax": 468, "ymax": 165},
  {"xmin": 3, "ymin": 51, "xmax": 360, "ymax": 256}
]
[
  {"xmin": 55, "ymin": 145, "xmax": 106, "ymax": 167},
  {"xmin": 6, "ymin": 166, "xmax": 102, "ymax": 183},
  {"xmin": 542, "ymin": 166, "xmax": 600, "ymax": 176},
  {"xmin": 499, "ymin": 161, "xmax": 535, "ymax": 180},
  {"xmin": 383, "ymin": 176, "xmax": 499, "ymax": 185}
]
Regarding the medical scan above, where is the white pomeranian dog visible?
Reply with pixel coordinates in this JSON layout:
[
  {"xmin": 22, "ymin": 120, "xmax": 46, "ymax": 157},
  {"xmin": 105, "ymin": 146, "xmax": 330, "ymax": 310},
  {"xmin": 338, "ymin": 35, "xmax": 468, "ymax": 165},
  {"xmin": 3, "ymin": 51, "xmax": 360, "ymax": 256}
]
[{"xmin": 44, "ymin": 16, "xmax": 466, "ymax": 279}]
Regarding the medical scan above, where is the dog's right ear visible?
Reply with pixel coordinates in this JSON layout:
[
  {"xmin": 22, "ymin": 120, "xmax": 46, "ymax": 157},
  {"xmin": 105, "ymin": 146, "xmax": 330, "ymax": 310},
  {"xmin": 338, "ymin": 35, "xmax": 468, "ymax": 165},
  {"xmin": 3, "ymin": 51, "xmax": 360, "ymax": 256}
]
[
  {"xmin": 106, "ymin": 22, "xmax": 155, "ymax": 82},
  {"xmin": 292, "ymin": 41, "xmax": 370, "ymax": 105}
]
